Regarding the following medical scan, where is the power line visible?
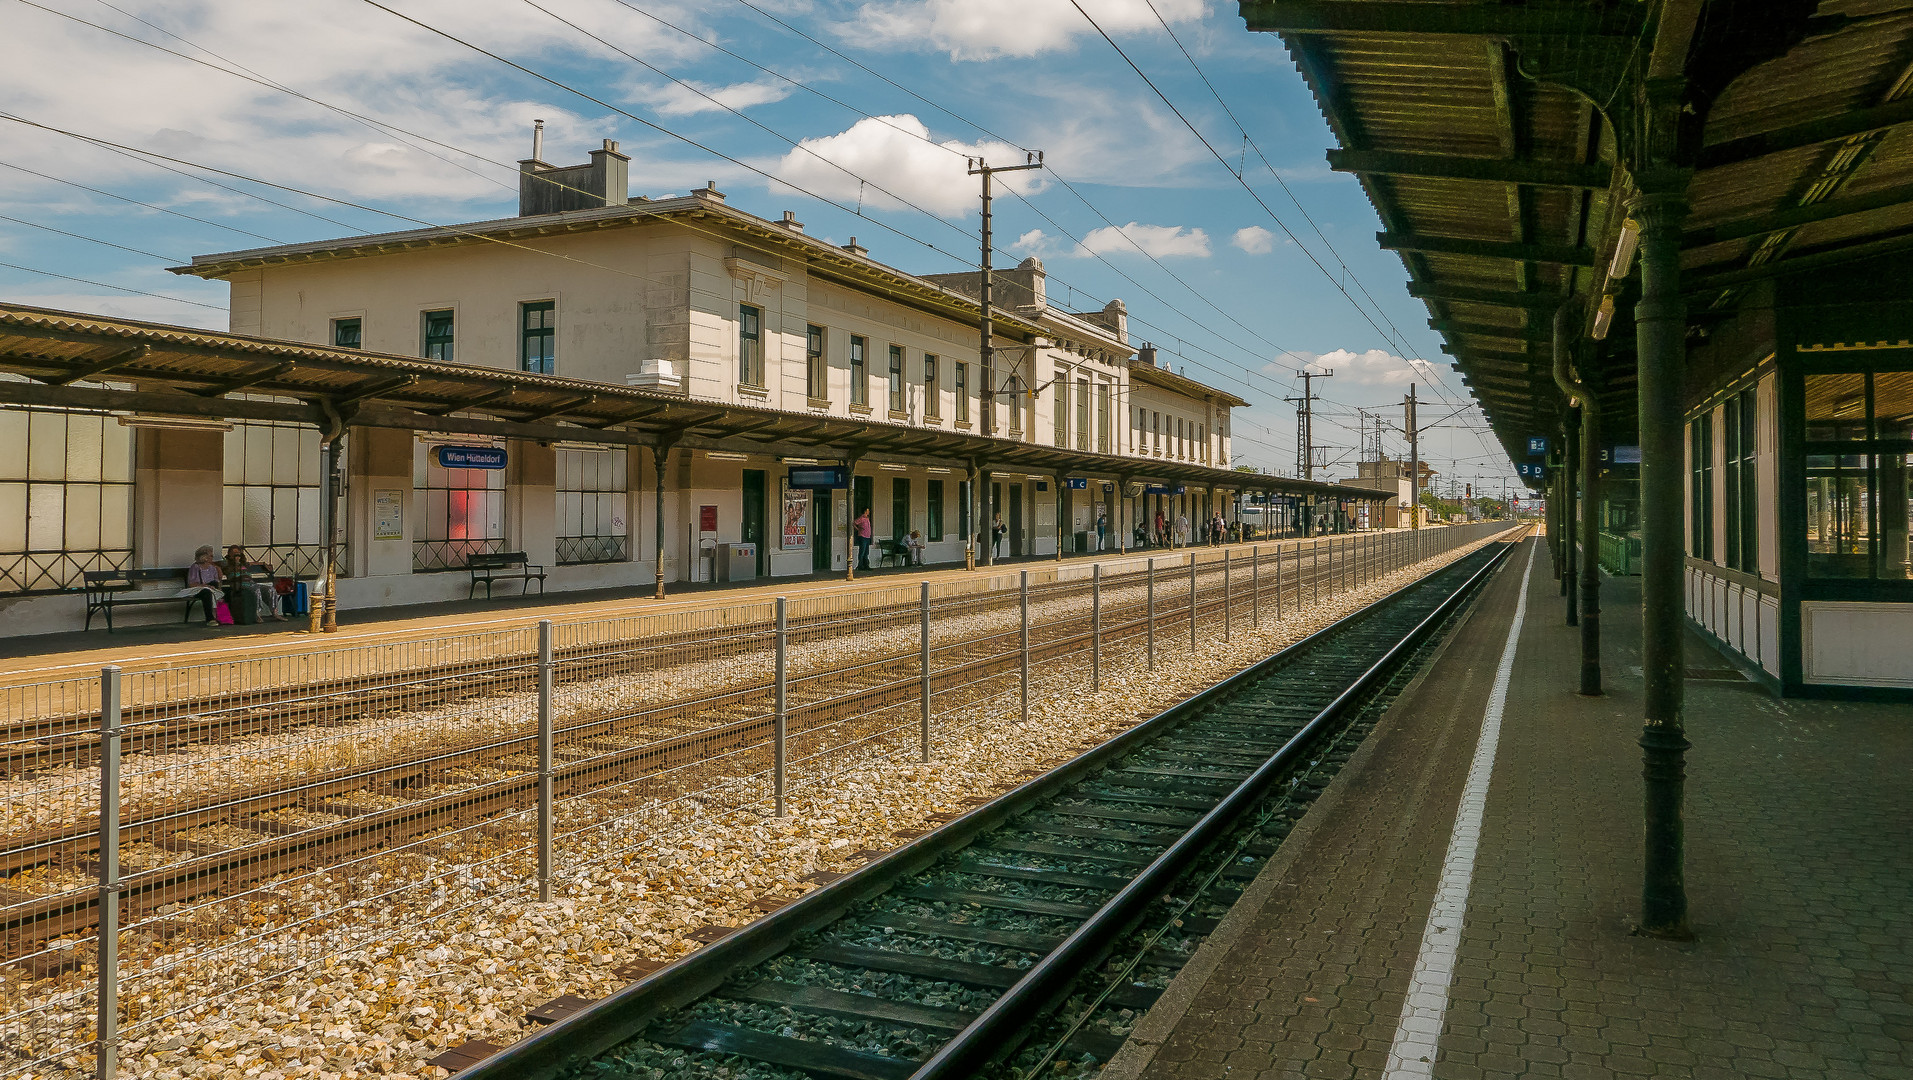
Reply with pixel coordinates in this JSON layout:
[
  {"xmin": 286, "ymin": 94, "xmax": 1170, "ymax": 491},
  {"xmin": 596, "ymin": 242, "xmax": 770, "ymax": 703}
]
[
  {"xmin": 0, "ymin": 259, "xmax": 224, "ymax": 310},
  {"xmin": 0, "ymin": 212, "xmax": 181, "ymax": 262},
  {"xmin": 0, "ymin": 159, "xmax": 283, "ymax": 243}
]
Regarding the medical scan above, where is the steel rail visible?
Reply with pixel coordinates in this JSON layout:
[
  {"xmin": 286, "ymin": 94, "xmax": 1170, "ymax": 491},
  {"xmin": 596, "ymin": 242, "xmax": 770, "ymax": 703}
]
[{"xmin": 450, "ymin": 527, "xmax": 1519, "ymax": 1080}]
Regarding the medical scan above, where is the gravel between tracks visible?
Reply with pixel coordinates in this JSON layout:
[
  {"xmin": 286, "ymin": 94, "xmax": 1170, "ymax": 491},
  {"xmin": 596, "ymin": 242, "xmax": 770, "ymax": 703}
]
[{"xmin": 0, "ymin": 532, "xmax": 1505, "ymax": 1080}]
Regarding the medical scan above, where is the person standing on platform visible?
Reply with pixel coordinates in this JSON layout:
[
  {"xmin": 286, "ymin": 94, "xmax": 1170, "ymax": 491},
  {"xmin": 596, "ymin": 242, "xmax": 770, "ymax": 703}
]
[
  {"xmin": 854, "ymin": 508, "xmax": 874, "ymax": 571},
  {"xmin": 1211, "ymin": 511, "xmax": 1225, "ymax": 547},
  {"xmin": 1096, "ymin": 505, "xmax": 1108, "ymax": 551},
  {"xmin": 1154, "ymin": 508, "xmax": 1167, "ymax": 548},
  {"xmin": 991, "ymin": 514, "xmax": 1007, "ymax": 558},
  {"xmin": 1176, "ymin": 512, "xmax": 1189, "ymax": 547}
]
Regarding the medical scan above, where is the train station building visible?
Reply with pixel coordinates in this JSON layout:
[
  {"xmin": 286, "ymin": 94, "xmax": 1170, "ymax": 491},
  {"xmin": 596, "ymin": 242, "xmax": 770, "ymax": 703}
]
[{"xmin": 0, "ymin": 150, "xmax": 1395, "ymax": 638}]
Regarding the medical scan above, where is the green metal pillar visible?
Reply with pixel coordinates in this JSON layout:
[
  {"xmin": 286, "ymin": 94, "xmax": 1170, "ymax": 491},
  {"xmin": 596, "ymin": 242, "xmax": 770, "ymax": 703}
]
[{"xmin": 1634, "ymin": 186, "xmax": 1692, "ymax": 938}]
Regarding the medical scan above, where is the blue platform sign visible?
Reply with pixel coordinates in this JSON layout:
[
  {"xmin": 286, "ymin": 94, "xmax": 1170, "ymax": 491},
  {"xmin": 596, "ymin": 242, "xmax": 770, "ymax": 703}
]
[
  {"xmin": 787, "ymin": 465, "xmax": 849, "ymax": 490},
  {"xmin": 1143, "ymin": 484, "xmax": 1186, "ymax": 495},
  {"xmin": 1527, "ymin": 436, "xmax": 1549, "ymax": 457},
  {"xmin": 1602, "ymin": 444, "xmax": 1642, "ymax": 464},
  {"xmin": 434, "ymin": 445, "xmax": 507, "ymax": 470},
  {"xmin": 1066, "ymin": 477, "xmax": 1088, "ymax": 490},
  {"xmin": 1516, "ymin": 462, "xmax": 1547, "ymax": 479}
]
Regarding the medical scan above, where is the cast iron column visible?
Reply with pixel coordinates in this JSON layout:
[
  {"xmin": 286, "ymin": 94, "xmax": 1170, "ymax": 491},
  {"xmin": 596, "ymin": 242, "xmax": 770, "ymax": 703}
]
[
  {"xmin": 1579, "ymin": 353, "xmax": 1603, "ymax": 694},
  {"xmin": 1634, "ymin": 186, "xmax": 1692, "ymax": 938},
  {"xmin": 652, "ymin": 442, "xmax": 671, "ymax": 599},
  {"xmin": 1563, "ymin": 410, "xmax": 1580, "ymax": 625}
]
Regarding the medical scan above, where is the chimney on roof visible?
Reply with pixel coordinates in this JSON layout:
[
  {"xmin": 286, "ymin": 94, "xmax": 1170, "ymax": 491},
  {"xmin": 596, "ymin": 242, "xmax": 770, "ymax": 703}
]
[
  {"xmin": 518, "ymin": 133, "xmax": 630, "ymax": 216},
  {"xmin": 778, "ymin": 210, "xmax": 804, "ymax": 232},
  {"xmin": 1138, "ymin": 343, "xmax": 1158, "ymax": 367},
  {"xmin": 843, "ymin": 237, "xmax": 868, "ymax": 256}
]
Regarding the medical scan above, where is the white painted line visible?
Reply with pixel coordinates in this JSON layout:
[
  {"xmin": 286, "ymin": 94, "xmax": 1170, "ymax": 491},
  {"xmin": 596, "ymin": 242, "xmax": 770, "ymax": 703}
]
[{"xmin": 1382, "ymin": 537, "xmax": 1537, "ymax": 1078}]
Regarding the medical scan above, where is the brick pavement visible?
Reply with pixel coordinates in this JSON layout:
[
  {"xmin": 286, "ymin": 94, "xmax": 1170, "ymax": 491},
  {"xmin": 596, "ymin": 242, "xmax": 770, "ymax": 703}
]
[{"xmin": 1109, "ymin": 535, "xmax": 1913, "ymax": 1080}]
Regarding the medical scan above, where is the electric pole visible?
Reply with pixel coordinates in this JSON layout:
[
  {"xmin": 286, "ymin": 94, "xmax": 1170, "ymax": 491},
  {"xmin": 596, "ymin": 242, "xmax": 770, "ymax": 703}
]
[
  {"xmin": 1285, "ymin": 369, "xmax": 1332, "ymax": 480},
  {"xmin": 1405, "ymin": 383, "xmax": 1420, "ymax": 529},
  {"xmin": 969, "ymin": 152, "xmax": 1044, "ymax": 440}
]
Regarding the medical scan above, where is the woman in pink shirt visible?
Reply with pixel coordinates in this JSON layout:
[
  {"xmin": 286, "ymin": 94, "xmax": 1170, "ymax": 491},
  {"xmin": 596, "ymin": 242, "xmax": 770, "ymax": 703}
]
[{"xmin": 183, "ymin": 545, "xmax": 224, "ymax": 627}]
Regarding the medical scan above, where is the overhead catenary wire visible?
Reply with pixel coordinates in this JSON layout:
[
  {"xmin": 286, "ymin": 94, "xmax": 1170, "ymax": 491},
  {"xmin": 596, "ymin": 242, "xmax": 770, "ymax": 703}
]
[{"xmin": 0, "ymin": 259, "xmax": 225, "ymax": 310}]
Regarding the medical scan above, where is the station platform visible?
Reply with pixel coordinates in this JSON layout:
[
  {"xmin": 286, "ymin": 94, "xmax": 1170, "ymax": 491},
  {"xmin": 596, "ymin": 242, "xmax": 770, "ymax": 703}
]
[
  {"xmin": 1109, "ymin": 535, "xmax": 1912, "ymax": 1080},
  {"xmin": 0, "ymin": 530, "xmax": 1382, "ymax": 683}
]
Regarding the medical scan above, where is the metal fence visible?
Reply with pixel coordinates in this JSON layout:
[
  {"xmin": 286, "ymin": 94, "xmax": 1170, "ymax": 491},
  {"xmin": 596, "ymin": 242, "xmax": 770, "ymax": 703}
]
[{"xmin": 0, "ymin": 522, "xmax": 1514, "ymax": 1078}]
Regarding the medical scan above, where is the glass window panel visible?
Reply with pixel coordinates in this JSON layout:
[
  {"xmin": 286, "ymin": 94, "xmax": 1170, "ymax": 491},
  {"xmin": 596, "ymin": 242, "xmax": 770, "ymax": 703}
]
[
  {"xmin": 419, "ymin": 489, "xmax": 448, "ymax": 540},
  {"xmin": 27, "ymin": 412, "xmax": 65, "ymax": 482},
  {"xmin": 241, "ymin": 487, "xmax": 273, "ymax": 546},
  {"xmin": 1882, "ymin": 451, "xmax": 1913, "ymax": 580},
  {"xmin": 1805, "ymin": 453, "xmax": 1873, "ymax": 579},
  {"xmin": 414, "ymin": 441, "xmax": 430, "ymax": 486},
  {"xmin": 448, "ymin": 490, "xmax": 474, "ymax": 540},
  {"xmin": 0, "ymin": 409, "xmax": 27, "ymax": 480},
  {"xmin": 297, "ymin": 430, "xmax": 320, "ymax": 486},
  {"xmin": 1804, "ymin": 373, "xmax": 1867, "ymax": 441},
  {"xmin": 0, "ymin": 483, "xmax": 27, "ymax": 551},
  {"xmin": 271, "ymin": 486, "xmax": 299, "ymax": 544},
  {"xmin": 297, "ymin": 488, "xmax": 320, "ymax": 544},
  {"xmin": 101, "ymin": 418, "xmax": 133, "ymax": 483},
  {"xmin": 558, "ymin": 491, "xmax": 580, "ymax": 532},
  {"xmin": 612, "ymin": 448, "xmax": 627, "ymax": 489},
  {"xmin": 272, "ymin": 427, "xmax": 300, "ymax": 485},
  {"xmin": 64, "ymin": 486, "xmax": 100, "ymax": 550},
  {"xmin": 241, "ymin": 423, "xmax": 270, "ymax": 484},
  {"xmin": 65, "ymin": 415, "xmax": 103, "ymax": 482},
  {"xmin": 100, "ymin": 484, "xmax": 131, "ymax": 553},
  {"xmin": 1874, "ymin": 372, "xmax": 1913, "ymax": 441},
  {"xmin": 223, "ymin": 427, "xmax": 245, "ymax": 483},
  {"xmin": 26, "ymin": 484, "xmax": 63, "ymax": 549},
  {"xmin": 223, "ymin": 488, "xmax": 243, "ymax": 546}
]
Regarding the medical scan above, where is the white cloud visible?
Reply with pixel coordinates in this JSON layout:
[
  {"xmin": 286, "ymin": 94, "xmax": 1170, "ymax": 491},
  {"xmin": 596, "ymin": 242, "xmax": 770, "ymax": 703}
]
[
  {"xmin": 651, "ymin": 77, "xmax": 796, "ymax": 117},
  {"xmin": 856, "ymin": 0, "xmax": 1207, "ymax": 61},
  {"xmin": 1081, "ymin": 221, "xmax": 1211, "ymax": 258},
  {"xmin": 1264, "ymin": 348, "xmax": 1440, "ymax": 389},
  {"xmin": 773, "ymin": 115, "xmax": 1036, "ymax": 218},
  {"xmin": 1232, "ymin": 225, "xmax": 1275, "ymax": 254}
]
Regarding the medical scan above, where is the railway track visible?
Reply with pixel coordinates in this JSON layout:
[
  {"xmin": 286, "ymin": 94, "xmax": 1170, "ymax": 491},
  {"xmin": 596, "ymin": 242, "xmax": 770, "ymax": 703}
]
[
  {"xmin": 0, "ymin": 542, "xmax": 1351, "ymax": 778},
  {"xmin": 1, "ymin": 541, "xmax": 1364, "ymax": 954},
  {"xmin": 449, "ymin": 528, "xmax": 1525, "ymax": 1080}
]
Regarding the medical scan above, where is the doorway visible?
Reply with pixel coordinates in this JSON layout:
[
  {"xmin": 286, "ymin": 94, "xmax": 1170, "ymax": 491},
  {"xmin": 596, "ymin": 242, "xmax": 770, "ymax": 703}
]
[
  {"xmin": 811, "ymin": 490, "xmax": 833, "ymax": 573},
  {"xmin": 1009, "ymin": 483, "xmax": 1024, "ymax": 556},
  {"xmin": 742, "ymin": 469, "xmax": 767, "ymax": 576}
]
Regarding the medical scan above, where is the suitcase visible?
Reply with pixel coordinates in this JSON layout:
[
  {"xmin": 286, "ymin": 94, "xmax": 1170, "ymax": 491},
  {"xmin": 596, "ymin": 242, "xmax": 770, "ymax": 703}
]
[
  {"xmin": 230, "ymin": 585, "xmax": 260, "ymax": 625},
  {"xmin": 288, "ymin": 581, "xmax": 310, "ymax": 615}
]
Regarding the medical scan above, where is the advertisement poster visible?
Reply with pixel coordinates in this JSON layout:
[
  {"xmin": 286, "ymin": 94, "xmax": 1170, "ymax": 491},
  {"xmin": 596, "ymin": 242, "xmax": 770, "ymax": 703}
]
[
  {"xmin": 782, "ymin": 487, "xmax": 811, "ymax": 550},
  {"xmin": 373, "ymin": 489, "xmax": 403, "ymax": 541}
]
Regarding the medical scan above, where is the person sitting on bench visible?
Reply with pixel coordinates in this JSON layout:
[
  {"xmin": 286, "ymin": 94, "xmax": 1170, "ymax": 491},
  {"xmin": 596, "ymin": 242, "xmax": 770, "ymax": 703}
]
[
  {"xmin": 224, "ymin": 545, "xmax": 287, "ymax": 621},
  {"xmin": 183, "ymin": 546, "xmax": 224, "ymax": 628}
]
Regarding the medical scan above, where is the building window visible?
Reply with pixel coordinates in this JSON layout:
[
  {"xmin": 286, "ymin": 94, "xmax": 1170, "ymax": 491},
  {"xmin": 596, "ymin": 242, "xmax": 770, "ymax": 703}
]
[
  {"xmin": 1054, "ymin": 375, "xmax": 1069, "ymax": 447},
  {"xmin": 927, "ymin": 478, "xmax": 944, "ymax": 541},
  {"xmin": 1076, "ymin": 379, "xmax": 1090, "ymax": 451},
  {"xmin": 414, "ymin": 441, "xmax": 507, "ymax": 571},
  {"xmin": 556, "ymin": 448, "xmax": 628, "ymax": 564},
  {"xmin": 521, "ymin": 301, "xmax": 555, "ymax": 375},
  {"xmin": 924, "ymin": 355, "xmax": 940, "ymax": 418},
  {"xmin": 1723, "ymin": 389, "xmax": 1757, "ymax": 573},
  {"xmin": 738, "ymin": 304, "xmax": 764, "ymax": 387},
  {"xmin": 333, "ymin": 318, "xmax": 361, "ymax": 350},
  {"xmin": 1803, "ymin": 370, "xmax": 1913, "ymax": 580},
  {"xmin": 423, "ymin": 310, "xmax": 454, "ymax": 362},
  {"xmin": 223, "ymin": 419, "xmax": 333, "ymax": 579},
  {"xmin": 806, "ymin": 324, "xmax": 827, "ymax": 400},
  {"xmin": 0, "ymin": 408, "xmax": 134, "ymax": 593},
  {"xmin": 1689, "ymin": 412, "xmax": 1713, "ymax": 560},
  {"xmin": 850, "ymin": 335, "xmax": 868, "ymax": 406},
  {"xmin": 955, "ymin": 362, "xmax": 969, "ymax": 422},
  {"xmin": 1005, "ymin": 376, "xmax": 1023, "ymax": 434},
  {"xmin": 958, "ymin": 479, "xmax": 971, "ymax": 544},
  {"xmin": 1153, "ymin": 411, "xmax": 1161, "ymax": 453},
  {"xmin": 1198, "ymin": 424, "xmax": 1207, "ymax": 463},
  {"xmin": 1097, "ymin": 383, "xmax": 1111, "ymax": 453},
  {"xmin": 889, "ymin": 344, "xmax": 906, "ymax": 414}
]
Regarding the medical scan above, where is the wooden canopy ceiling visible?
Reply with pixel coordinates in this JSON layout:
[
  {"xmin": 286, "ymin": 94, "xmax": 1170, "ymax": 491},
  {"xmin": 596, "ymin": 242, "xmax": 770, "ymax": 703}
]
[{"xmin": 1240, "ymin": 0, "xmax": 1913, "ymax": 482}]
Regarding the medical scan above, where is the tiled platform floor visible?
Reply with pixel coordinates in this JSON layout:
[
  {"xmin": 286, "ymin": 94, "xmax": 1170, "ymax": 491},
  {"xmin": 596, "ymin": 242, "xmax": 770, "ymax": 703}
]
[{"xmin": 1110, "ymin": 535, "xmax": 1913, "ymax": 1080}]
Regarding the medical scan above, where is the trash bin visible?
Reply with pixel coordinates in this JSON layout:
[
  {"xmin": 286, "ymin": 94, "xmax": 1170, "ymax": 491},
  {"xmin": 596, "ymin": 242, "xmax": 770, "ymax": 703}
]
[
  {"xmin": 716, "ymin": 542, "xmax": 758, "ymax": 582},
  {"xmin": 1074, "ymin": 530, "xmax": 1090, "ymax": 553}
]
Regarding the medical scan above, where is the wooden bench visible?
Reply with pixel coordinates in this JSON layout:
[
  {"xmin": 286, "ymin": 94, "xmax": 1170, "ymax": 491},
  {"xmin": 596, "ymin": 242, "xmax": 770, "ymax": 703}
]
[
  {"xmin": 468, "ymin": 551, "xmax": 546, "ymax": 599},
  {"xmin": 83, "ymin": 568, "xmax": 196, "ymax": 631}
]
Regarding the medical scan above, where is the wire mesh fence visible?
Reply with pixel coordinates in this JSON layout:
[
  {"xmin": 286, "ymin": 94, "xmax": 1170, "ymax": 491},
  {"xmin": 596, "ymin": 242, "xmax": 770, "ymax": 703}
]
[{"xmin": 0, "ymin": 523, "xmax": 1515, "ymax": 1077}]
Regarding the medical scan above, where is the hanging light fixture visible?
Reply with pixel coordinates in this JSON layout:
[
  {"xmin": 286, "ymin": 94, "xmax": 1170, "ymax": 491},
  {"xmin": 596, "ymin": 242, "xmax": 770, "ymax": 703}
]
[
  {"xmin": 1591, "ymin": 294, "xmax": 1616, "ymax": 341},
  {"xmin": 1606, "ymin": 217, "xmax": 1641, "ymax": 283}
]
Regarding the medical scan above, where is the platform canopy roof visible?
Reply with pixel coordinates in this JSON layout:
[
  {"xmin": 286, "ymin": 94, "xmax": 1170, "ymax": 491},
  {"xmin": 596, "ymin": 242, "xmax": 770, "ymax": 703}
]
[
  {"xmin": 1240, "ymin": 0, "xmax": 1913, "ymax": 482},
  {"xmin": 0, "ymin": 302, "xmax": 1388, "ymax": 502}
]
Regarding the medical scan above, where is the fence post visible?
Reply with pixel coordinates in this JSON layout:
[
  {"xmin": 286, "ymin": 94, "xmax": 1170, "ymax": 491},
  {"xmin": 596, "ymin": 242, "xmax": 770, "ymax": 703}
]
[
  {"xmin": 1313, "ymin": 539, "xmax": 1321, "ymax": 606},
  {"xmin": 1091, "ymin": 564, "xmax": 1102, "ymax": 692},
  {"xmin": 917, "ymin": 584, "xmax": 930, "ymax": 763},
  {"xmin": 777, "ymin": 598, "xmax": 792, "ymax": 806},
  {"xmin": 96, "ymin": 666, "xmax": 121, "ymax": 1080},
  {"xmin": 1188, "ymin": 554, "xmax": 1198, "ymax": 651},
  {"xmin": 537, "ymin": 620, "xmax": 553, "ymax": 902},
  {"xmin": 1251, "ymin": 545, "xmax": 1260, "ymax": 627},
  {"xmin": 1146, "ymin": 558, "xmax": 1156, "ymax": 671},
  {"xmin": 1019, "ymin": 571, "xmax": 1031, "ymax": 724},
  {"xmin": 1223, "ymin": 550, "xmax": 1231, "ymax": 642}
]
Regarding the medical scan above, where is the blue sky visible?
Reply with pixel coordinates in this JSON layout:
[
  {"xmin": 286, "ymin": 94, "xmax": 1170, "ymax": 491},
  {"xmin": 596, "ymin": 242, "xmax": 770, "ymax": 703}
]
[{"xmin": 0, "ymin": 0, "xmax": 1521, "ymax": 495}]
